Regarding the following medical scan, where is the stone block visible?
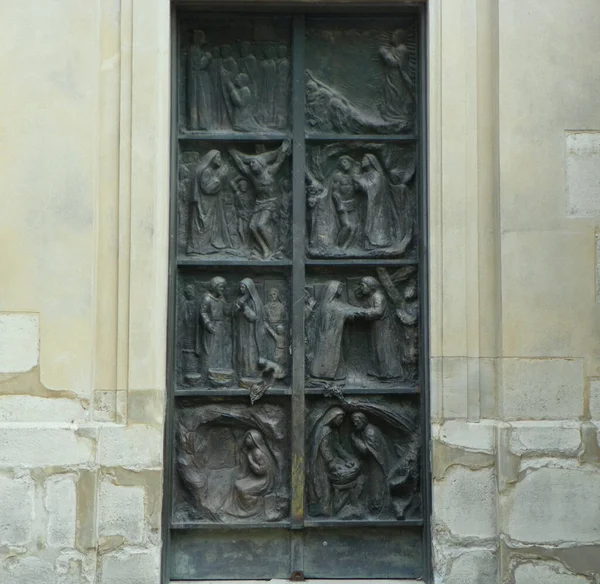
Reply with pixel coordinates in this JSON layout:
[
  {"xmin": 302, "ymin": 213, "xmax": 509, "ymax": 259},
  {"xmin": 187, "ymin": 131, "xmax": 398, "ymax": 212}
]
[
  {"xmin": 0, "ymin": 426, "xmax": 95, "ymax": 468},
  {"xmin": 504, "ymin": 467, "xmax": 600, "ymax": 544},
  {"xmin": 0, "ymin": 313, "xmax": 39, "ymax": 373},
  {"xmin": 98, "ymin": 480, "xmax": 145, "ymax": 544},
  {"xmin": 590, "ymin": 378, "xmax": 600, "ymax": 421},
  {"xmin": 509, "ymin": 421, "xmax": 582, "ymax": 455},
  {"xmin": 92, "ymin": 391, "xmax": 116, "ymax": 423},
  {"xmin": 445, "ymin": 550, "xmax": 497, "ymax": 584},
  {"xmin": 438, "ymin": 420, "xmax": 495, "ymax": 453},
  {"xmin": 513, "ymin": 559, "xmax": 592, "ymax": 584},
  {"xmin": 0, "ymin": 474, "xmax": 34, "ymax": 546},
  {"xmin": 502, "ymin": 358, "xmax": 584, "ymax": 420},
  {"xmin": 0, "ymin": 556, "xmax": 55, "ymax": 584},
  {"xmin": 433, "ymin": 467, "xmax": 496, "ymax": 539},
  {"xmin": 99, "ymin": 548, "xmax": 161, "ymax": 584},
  {"xmin": 566, "ymin": 132, "xmax": 600, "ymax": 219},
  {"xmin": 45, "ymin": 474, "xmax": 77, "ymax": 548},
  {"xmin": 97, "ymin": 425, "xmax": 162, "ymax": 469},
  {"xmin": 0, "ymin": 395, "xmax": 86, "ymax": 423}
]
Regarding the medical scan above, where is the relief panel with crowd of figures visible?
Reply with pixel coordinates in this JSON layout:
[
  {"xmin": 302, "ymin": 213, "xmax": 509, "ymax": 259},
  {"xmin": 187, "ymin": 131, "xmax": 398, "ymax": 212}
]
[
  {"xmin": 306, "ymin": 397, "xmax": 421, "ymax": 521},
  {"xmin": 306, "ymin": 142, "xmax": 417, "ymax": 259},
  {"xmin": 176, "ymin": 272, "xmax": 290, "ymax": 398},
  {"xmin": 177, "ymin": 142, "xmax": 292, "ymax": 260},
  {"xmin": 305, "ymin": 18, "xmax": 417, "ymax": 135},
  {"xmin": 304, "ymin": 268, "xmax": 419, "ymax": 389},
  {"xmin": 180, "ymin": 16, "xmax": 291, "ymax": 133},
  {"xmin": 174, "ymin": 400, "xmax": 290, "ymax": 524}
]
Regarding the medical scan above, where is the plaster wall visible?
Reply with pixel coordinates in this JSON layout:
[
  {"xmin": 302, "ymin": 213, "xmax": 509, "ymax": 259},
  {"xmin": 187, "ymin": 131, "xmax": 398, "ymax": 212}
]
[{"xmin": 0, "ymin": 0, "xmax": 599, "ymax": 582}]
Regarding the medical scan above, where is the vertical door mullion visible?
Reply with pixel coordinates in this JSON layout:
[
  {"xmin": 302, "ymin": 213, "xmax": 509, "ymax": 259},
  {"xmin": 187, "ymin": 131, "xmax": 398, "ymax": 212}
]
[{"xmin": 290, "ymin": 13, "xmax": 306, "ymax": 532}]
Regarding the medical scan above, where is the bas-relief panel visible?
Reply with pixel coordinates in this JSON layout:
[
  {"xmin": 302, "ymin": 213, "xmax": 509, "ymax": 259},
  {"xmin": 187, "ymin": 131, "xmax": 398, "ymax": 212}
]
[
  {"xmin": 305, "ymin": 18, "xmax": 417, "ymax": 135},
  {"xmin": 180, "ymin": 16, "xmax": 291, "ymax": 133},
  {"xmin": 177, "ymin": 143, "xmax": 292, "ymax": 260},
  {"xmin": 306, "ymin": 143, "xmax": 417, "ymax": 259},
  {"xmin": 306, "ymin": 397, "xmax": 421, "ymax": 521},
  {"xmin": 305, "ymin": 269, "xmax": 419, "ymax": 389},
  {"xmin": 174, "ymin": 401, "xmax": 290, "ymax": 524},
  {"xmin": 176, "ymin": 272, "xmax": 290, "ymax": 395}
]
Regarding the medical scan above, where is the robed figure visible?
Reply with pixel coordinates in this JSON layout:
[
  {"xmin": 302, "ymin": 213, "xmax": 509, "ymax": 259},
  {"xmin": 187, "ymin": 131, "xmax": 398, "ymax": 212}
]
[
  {"xmin": 307, "ymin": 170, "xmax": 338, "ymax": 251},
  {"xmin": 187, "ymin": 150, "xmax": 232, "ymax": 254},
  {"xmin": 309, "ymin": 281, "xmax": 361, "ymax": 381},
  {"xmin": 234, "ymin": 278, "xmax": 266, "ymax": 380},
  {"xmin": 222, "ymin": 429, "xmax": 278, "ymax": 519},
  {"xmin": 309, "ymin": 408, "xmax": 362, "ymax": 518},
  {"xmin": 351, "ymin": 413, "xmax": 391, "ymax": 515}
]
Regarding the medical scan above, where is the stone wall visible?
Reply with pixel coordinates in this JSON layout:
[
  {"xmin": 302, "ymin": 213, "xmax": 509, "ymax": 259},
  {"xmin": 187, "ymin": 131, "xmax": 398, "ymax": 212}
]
[{"xmin": 0, "ymin": 0, "xmax": 599, "ymax": 583}]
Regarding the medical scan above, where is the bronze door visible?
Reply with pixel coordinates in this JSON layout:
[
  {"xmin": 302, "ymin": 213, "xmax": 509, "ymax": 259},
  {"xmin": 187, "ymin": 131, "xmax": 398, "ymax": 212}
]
[{"xmin": 165, "ymin": 7, "xmax": 429, "ymax": 581}]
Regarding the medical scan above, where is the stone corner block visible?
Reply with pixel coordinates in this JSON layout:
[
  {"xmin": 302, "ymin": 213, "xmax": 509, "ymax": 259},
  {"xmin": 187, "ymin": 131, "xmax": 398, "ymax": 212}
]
[
  {"xmin": 437, "ymin": 420, "xmax": 495, "ymax": 454},
  {"xmin": 0, "ymin": 313, "xmax": 39, "ymax": 373},
  {"xmin": 45, "ymin": 474, "xmax": 77, "ymax": 548},
  {"xmin": 0, "ymin": 473, "xmax": 35, "ymax": 547},
  {"xmin": 99, "ymin": 480, "xmax": 145, "ymax": 544},
  {"xmin": 566, "ymin": 131, "xmax": 600, "ymax": 219},
  {"xmin": 97, "ymin": 425, "xmax": 163, "ymax": 468},
  {"xmin": 99, "ymin": 547, "xmax": 161, "ymax": 584}
]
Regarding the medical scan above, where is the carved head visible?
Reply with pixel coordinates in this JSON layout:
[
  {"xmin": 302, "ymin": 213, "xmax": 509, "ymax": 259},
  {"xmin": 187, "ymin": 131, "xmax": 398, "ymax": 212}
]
[
  {"xmin": 392, "ymin": 28, "xmax": 407, "ymax": 46},
  {"xmin": 236, "ymin": 73, "xmax": 249, "ymax": 88},
  {"xmin": 278, "ymin": 45, "xmax": 287, "ymax": 58},
  {"xmin": 192, "ymin": 30, "xmax": 207, "ymax": 45},
  {"xmin": 339, "ymin": 155, "xmax": 353, "ymax": 172},
  {"xmin": 209, "ymin": 276, "xmax": 226, "ymax": 297},
  {"xmin": 356, "ymin": 276, "xmax": 379, "ymax": 298},
  {"xmin": 351, "ymin": 412, "xmax": 368, "ymax": 430},
  {"xmin": 239, "ymin": 282, "xmax": 248, "ymax": 295},
  {"xmin": 238, "ymin": 179, "xmax": 249, "ymax": 193},
  {"xmin": 268, "ymin": 288, "xmax": 280, "ymax": 302},
  {"xmin": 249, "ymin": 158, "xmax": 263, "ymax": 173},
  {"xmin": 240, "ymin": 41, "xmax": 252, "ymax": 57},
  {"xmin": 280, "ymin": 178, "xmax": 291, "ymax": 192},
  {"xmin": 265, "ymin": 44, "xmax": 277, "ymax": 59},
  {"xmin": 405, "ymin": 284, "xmax": 417, "ymax": 300},
  {"xmin": 275, "ymin": 324, "xmax": 285, "ymax": 335},
  {"xmin": 211, "ymin": 46, "xmax": 220, "ymax": 58},
  {"xmin": 332, "ymin": 412, "xmax": 344, "ymax": 427},
  {"xmin": 212, "ymin": 151, "xmax": 222, "ymax": 167},
  {"xmin": 221, "ymin": 44, "xmax": 233, "ymax": 58},
  {"xmin": 184, "ymin": 285, "xmax": 195, "ymax": 300}
]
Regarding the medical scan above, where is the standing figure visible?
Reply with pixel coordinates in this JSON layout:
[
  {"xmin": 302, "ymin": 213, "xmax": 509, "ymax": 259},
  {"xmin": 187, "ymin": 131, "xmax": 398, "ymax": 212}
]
[
  {"xmin": 231, "ymin": 177, "xmax": 253, "ymax": 249},
  {"xmin": 261, "ymin": 45, "xmax": 277, "ymax": 125},
  {"xmin": 354, "ymin": 154, "xmax": 394, "ymax": 249},
  {"xmin": 309, "ymin": 408, "xmax": 363, "ymax": 518},
  {"xmin": 379, "ymin": 29, "xmax": 415, "ymax": 127},
  {"xmin": 234, "ymin": 278, "xmax": 266, "ymax": 381},
  {"xmin": 209, "ymin": 47, "xmax": 224, "ymax": 127},
  {"xmin": 278, "ymin": 177, "xmax": 292, "ymax": 250},
  {"xmin": 354, "ymin": 277, "xmax": 403, "ymax": 380},
  {"xmin": 199, "ymin": 277, "xmax": 233, "ymax": 386},
  {"xmin": 275, "ymin": 45, "xmax": 290, "ymax": 128},
  {"xmin": 226, "ymin": 73, "xmax": 261, "ymax": 132},
  {"xmin": 181, "ymin": 285, "xmax": 200, "ymax": 382},
  {"xmin": 239, "ymin": 42, "xmax": 259, "ymax": 98},
  {"xmin": 351, "ymin": 413, "xmax": 391, "ymax": 516},
  {"xmin": 265, "ymin": 288, "xmax": 286, "ymax": 364},
  {"xmin": 187, "ymin": 150, "xmax": 232, "ymax": 254},
  {"xmin": 306, "ymin": 170, "xmax": 337, "ymax": 251},
  {"xmin": 222, "ymin": 429, "xmax": 279, "ymax": 520},
  {"xmin": 188, "ymin": 30, "xmax": 213, "ymax": 130},
  {"xmin": 331, "ymin": 155, "xmax": 359, "ymax": 249},
  {"xmin": 229, "ymin": 141, "xmax": 291, "ymax": 258},
  {"xmin": 309, "ymin": 281, "xmax": 362, "ymax": 381},
  {"xmin": 396, "ymin": 282, "xmax": 419, "ymax": 381}
]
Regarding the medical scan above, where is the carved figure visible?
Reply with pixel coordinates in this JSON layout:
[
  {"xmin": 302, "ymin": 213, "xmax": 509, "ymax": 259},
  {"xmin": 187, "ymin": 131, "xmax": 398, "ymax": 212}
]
[
  {"xmin": 261, "ymin": 45, "xmax": 277, "ymax": 125},
  {"xmin": 309, "ymin": 281, "xmax": 362, "ymax": 381},
  {"xmin": 222, "ymin": 429, "xmax": 279, "ymax": 520},
  {"xmin": 229, "ymin": 142, "xmax": 291, "ymax": 258},
  {"xmin": 209, "ymin": 46, "xmax": 224, "ymax": 127},
  {"xmin": 226, "ymin": 73, "xmax": 261, "ymax": 132},
  {"xmin": 187, "ymin": 150, "xmax": 232, "ymax": 254},
  {"xmin": 379, "ymin": 29, "xmax": 415, "ymax": 126},
  {"xmin": 354, "ymin": 277, "xmax": 403, "ymax": 379},
  {"xmin": 306, "ymin": 170, "xmax": 337, "ymax": 250},
  {"xmin": 351, "ymin": 413, "xmax": 391, "ymax": 515},
  {"xmin": 331, "ymin": 155, "xmax": 359, "ymax": 249},
  {"xmin": 396, "ymin": 282, "xmax": 419, "ymax": 380},
  {"xmin": 234, "ymin": 278, "xmax": 266, "ymax": 381},
  {"xmin": 181, "ymin": 285, "xmax": 200, "ymax": 381},
  {"xmin": 199, "ymin": 277, "xmax": 233, "ymax": 386},
  {"xmin": 239, "ymin": 42, "xmax": 259, "ymax": 100},
  {"xmin": 231, "ymin": 177, "xmax": 253, "ymax": 248},
  {"xmin": 275, "ymin": 45, "xmax": 290, "ymax": 128},
  {"xmin": 353, "ymin": 154, "xmax": 394, "ymax": 249},
  {"xmin": 309, "ymin": 407, "xmax": 363, "ymax": 518},
  {"xmin": 188, "ymin": 30, "xmax": 212, "ymax": 130}
]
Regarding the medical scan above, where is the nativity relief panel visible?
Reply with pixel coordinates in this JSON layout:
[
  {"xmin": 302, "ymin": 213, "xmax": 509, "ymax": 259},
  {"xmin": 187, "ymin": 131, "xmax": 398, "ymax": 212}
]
[
  {"xmin": 305, "ymin": 268, "xmax": 419, "ymax": 389},
  {"xmin": 305, "ymin": 19, "xmax": 417, "ymax": 136},
  {"xmin": 174, "ymin": 402, "xmax": 290, "ymax": 524},
  {"xmin": 306, "ymin": 143, "xmax": 416, "ymax": 258},
  {"xmin": 181, "ymin": 16, "xmax": 291, "ymax": 134},
  {"xmin": 177, "ymin": 142, "xmax": 291, "ymax": 260},
  {"xmin": 307, "ymin": 398, "xmax": 421, "ymax": 521},
  {"xmin": 177, "ymin": 273, "xmax": 290, "ymax": 396}
]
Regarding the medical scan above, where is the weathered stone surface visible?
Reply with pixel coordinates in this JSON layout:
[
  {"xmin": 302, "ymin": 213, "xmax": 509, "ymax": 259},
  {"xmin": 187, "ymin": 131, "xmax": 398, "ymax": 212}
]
[
  {"xmin": 434, "ymin": 467, "xmax": 496, "ymax": 539},
  {"xmin": 566, "ymin": 132, "xmax": 600, "ymax": 219},
  {"xmin": 589, "ymin": 378, "xmax": 600, "ymax": 421},
  {"xmin": 0, "ymin": 314, "xmax": 39, "ymax": 373},
  {"xmin": 0, "ymin": 395, "xmax": 86, "ymax": 423},
  {"xmin": 513, "ymin": 559, "xmax": 592, "ymax": 584},
  {"xmin": 509, "ymin": 422, "xmax": 582, "ymax": 456},
  {"xmin": 445, "ymin": 550, "xmax": 497, "ymax": 584},
  {"xmin": 97, "ymin": 425, "xmax": 162, "ymax": 469},
  {"xmin": 0, "ymin": 556, "xmax": 56, "ymax": 584},
  {"xmin": 45, "ymin": 474, "xmax": 77, "ymax": 548},
  {"xmin": 437, "ymin": 420, "xmax": 495, "ymax": 453},
  {"xmin": 0, "ymin": 426, "xmax": 95, "ymax": 468},
  {"xmin": 99, "ymin": 548, "xmax": 161, "ymax": 584},
  {"xmin": 502, "ymin": 359, "xmax": 584, "ymax": 420},
  {"xmin": 0, "ymin": 474, "xmax": 34, "ymax": 546},
  {"xmin": 99, "ymin": 480, "xmax": 145, "ymax": 544},
  {"xmin": 504, "ymin": 467, "xmax": 600, "ymax": 544}
]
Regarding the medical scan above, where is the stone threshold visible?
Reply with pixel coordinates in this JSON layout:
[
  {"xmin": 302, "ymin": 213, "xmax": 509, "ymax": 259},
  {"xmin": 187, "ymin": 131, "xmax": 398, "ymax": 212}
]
[{"xmin": 171, "ymin": 580, "xmax": 423, "ymax": 583}]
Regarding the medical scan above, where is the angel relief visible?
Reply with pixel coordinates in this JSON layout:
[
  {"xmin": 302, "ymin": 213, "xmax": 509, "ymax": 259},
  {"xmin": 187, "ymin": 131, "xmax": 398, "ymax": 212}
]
[{"xmin": 306, "ymin": 144, "xmax": 416, "ymax": 258}]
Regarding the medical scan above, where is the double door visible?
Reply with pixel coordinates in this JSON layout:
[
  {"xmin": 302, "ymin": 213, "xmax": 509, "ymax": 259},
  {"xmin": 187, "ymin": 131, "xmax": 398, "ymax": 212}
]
[{"xmin": 166, "ymin": 7, "xmax": 428, "ymax": 581}]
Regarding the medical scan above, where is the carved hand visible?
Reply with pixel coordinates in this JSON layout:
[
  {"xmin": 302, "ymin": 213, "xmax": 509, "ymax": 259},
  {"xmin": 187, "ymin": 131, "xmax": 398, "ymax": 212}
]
[{"xmin": 206, "ymin": 323, "xmax": 216, "ymax": 334}]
